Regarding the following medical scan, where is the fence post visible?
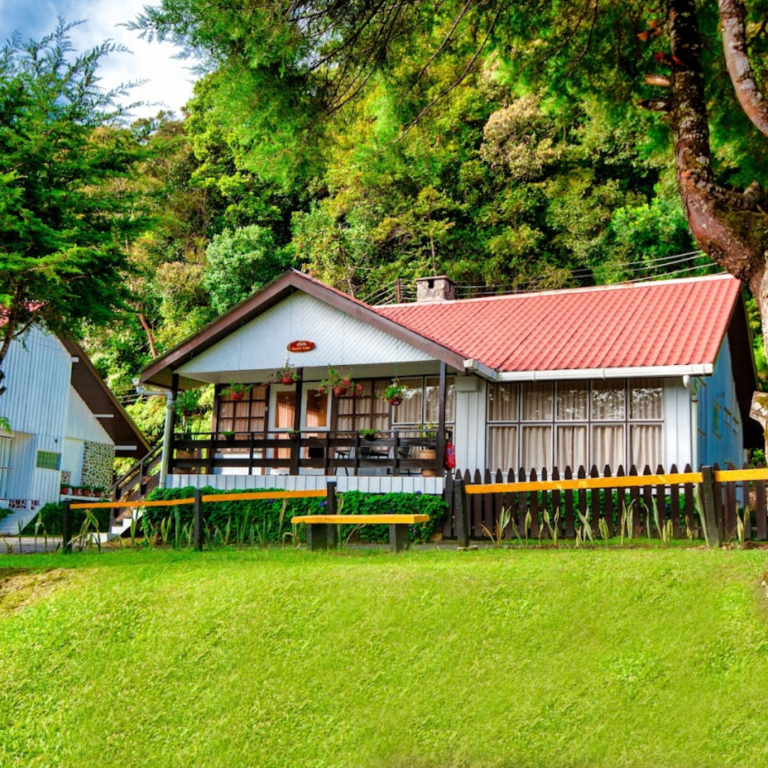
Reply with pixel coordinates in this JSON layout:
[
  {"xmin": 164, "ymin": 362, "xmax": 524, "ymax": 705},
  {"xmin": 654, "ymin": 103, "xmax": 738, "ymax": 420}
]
[
  {"xmin": 62, "ymin": 499, "xmax": 73, "ymax": 554},
  {"xmin": 699, "ymin": 466, "xmax": 720, "ymax": 548},
  {"xmin": 193, "ymin": 488, "xmax": 204, "ymax": 551},
  {"xmin": 454, "ymin": 476, "xmax": 469, "ymax": 548},
  {"xmin": 326, "ymin": 481, "xmax": 338, "ymax": 548}
]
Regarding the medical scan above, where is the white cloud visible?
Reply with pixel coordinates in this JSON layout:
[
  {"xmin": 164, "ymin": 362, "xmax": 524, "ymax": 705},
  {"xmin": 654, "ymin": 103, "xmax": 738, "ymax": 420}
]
[
  {"xmin": 70, "ymin": 0, "xmax": 199, "ymax": 118},
  {"xmin": 2, "ymin": 0, "xmax": 199, "ymax": 118}
]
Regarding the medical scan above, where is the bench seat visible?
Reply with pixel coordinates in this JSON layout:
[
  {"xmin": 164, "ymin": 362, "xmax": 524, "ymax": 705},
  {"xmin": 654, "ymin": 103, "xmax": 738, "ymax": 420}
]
[
  {"xmin": 291, "ymin": 514, "xmax": 429, "ymax": 552},
  {"xmin": 291, "ymin": 514, "xmax": 429, "ymax": 525}
]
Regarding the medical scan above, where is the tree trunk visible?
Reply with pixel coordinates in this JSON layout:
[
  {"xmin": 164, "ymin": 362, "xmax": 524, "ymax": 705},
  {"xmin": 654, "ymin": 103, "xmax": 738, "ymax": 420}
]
[{"xmin": 668, "ymin": 0, "xmax": 768, "ymax": 290}]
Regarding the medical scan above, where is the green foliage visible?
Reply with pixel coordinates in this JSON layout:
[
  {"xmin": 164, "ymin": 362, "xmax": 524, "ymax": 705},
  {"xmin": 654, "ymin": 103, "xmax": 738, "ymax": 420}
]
[
  {"xmin": 21, "ymin": 502, "xmax": 111, "ymax": 536},
  {"xmin": 143, "ymin": 486, "xmax": 447, "ymax": 544},
  {"xmin": 204, "ymin": 225, "xmax": 290, "ymax": 314},
  {"xmin": 0, "ymin": 22, "xmax": 150, "ymax": 374}
]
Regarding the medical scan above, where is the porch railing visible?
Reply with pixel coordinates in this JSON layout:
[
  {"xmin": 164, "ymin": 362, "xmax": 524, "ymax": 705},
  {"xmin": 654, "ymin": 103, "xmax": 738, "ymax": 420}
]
[{"xmin": 169, "ymin": 430, "xmax": 442, "ymax": 476}]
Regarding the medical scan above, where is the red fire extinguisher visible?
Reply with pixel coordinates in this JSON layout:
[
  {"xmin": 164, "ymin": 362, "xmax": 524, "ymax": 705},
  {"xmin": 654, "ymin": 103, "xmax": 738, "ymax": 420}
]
[{"xmin": 444, "ymin": 439, "xmax": 456, "ymax": 470}]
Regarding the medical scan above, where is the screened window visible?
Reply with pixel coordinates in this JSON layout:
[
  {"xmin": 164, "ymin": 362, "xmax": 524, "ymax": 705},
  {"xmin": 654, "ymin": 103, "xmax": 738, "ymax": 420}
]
[{"xmin": 36, "ymin": 451, "xmax": 61, "ymax": 471}]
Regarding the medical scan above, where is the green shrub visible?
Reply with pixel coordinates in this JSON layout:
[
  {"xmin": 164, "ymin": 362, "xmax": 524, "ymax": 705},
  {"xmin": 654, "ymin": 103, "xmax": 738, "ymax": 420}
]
[
  {"xmin": 143, "ymin": 487, "xmax": 447, "ymax": 545},
  {"xmin": 21, "ymin": 502, "xmax": 111, "ymax": 536}
]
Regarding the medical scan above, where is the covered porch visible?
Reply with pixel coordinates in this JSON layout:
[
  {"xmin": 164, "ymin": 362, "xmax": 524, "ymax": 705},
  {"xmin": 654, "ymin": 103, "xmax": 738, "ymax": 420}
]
[{"xmin": 168, "ymin": 361, "xmax": 455, "ymax": 480}]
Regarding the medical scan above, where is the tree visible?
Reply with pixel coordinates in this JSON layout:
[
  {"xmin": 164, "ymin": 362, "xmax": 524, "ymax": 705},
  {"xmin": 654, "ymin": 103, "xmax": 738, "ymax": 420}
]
[
  {"xmin": 0, "ymin": 21, "xmax": 149, "ymax": 382},
  {"xmin": 134, "ymin": 0, "xmax": 768, "ymax": 304},
  {"xmin": 204, "ymin": 225, "xmax": 289, "ymax": 313}
]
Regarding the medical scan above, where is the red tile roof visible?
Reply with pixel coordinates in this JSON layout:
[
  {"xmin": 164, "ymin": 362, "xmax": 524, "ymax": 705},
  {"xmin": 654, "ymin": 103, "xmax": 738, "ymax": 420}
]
[{"xmin": 375, "ymin": 274, "xmax": 741, "ymax": 372}]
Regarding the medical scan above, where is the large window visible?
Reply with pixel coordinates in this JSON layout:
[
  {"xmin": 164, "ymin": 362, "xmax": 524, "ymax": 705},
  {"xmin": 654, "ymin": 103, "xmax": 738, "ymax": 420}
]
[
  {"xmin": 487, "ymin": 379, "xmax": 664, "ymax": 472},
  {"xmin": 0, "ymin": 437, "xmax": 10, "ymax": 499}
]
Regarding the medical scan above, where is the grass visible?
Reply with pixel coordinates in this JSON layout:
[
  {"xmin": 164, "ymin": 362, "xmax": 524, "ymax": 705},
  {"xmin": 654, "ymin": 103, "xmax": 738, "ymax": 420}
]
[{"xmin": 1, "ymin": 547, "xmax": 768, "ymax": 767}]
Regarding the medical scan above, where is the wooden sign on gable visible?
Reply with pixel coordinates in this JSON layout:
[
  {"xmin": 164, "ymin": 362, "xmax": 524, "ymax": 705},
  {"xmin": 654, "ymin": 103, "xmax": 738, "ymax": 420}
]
[{"xmin": 287, "ymin": 340, "xmax": 316, "ymax": 353}]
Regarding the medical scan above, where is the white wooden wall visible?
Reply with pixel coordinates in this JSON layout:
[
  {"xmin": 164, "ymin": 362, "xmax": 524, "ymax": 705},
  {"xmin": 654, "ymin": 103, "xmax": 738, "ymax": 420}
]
[
  {"xmin": 65, "ymin": 387, "xmax": 112, "ymax": 443},
  {"xmin": 168, "ymin": 473, "xmax": 445, "ymax": 495},
  {"xmin": 453, "ymin": 377, "xmax": 487, "ymax": 470},
  {"xmin": 176, "ymin": 291, "xmax": 434, "ymax": 381}
]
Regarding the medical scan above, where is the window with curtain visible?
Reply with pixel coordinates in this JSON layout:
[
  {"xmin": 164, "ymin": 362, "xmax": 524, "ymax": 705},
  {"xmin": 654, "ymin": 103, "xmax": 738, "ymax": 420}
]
[
  {"xmin": 217, "ymin": 385, "xmax": 267, "ymax": 437},
  {"xmin": 522, "ymin": 426, "xmax": 552, "ymax": 472},
  {"xmin": 522, "ymin": 382, "xmax": 553, "ymax": 421},
  {"xmin": 335, "ymin": 379, "xmax": 391, "ymax": 433},
  {"xmin": 488, "ymin": 383, "xmax": 518, "ymax": 422},
  {"xmin": 488, "ymin": 426, "xmax": 517, "ymax": 471},
  {"xmin": 557, "ymin": 382, "xmax": 588, "ymax": 420},
  {"xmin": 628, "ymin": 378, "xmax": 664, "ymax": 469},
  {"xmin": 557, "ymin": 425, "xmax": 587, "ymax": 470},
  {"xmin": 392, "ymin": 378, "xmax": 423, "ymax": 425},
  {"xmin": 487, "ymin": 378, "xmax": 665, "ymax": 473},
  {"xmin": 592, "ymin": 380, "xmax": 625, "ymax": 420}
]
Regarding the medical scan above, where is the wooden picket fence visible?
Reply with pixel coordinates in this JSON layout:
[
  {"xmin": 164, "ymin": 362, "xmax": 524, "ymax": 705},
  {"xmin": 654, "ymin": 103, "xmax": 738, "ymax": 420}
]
[{"xmin": 443, "ymin": 464, "xmax": 768, "ymax": 543}]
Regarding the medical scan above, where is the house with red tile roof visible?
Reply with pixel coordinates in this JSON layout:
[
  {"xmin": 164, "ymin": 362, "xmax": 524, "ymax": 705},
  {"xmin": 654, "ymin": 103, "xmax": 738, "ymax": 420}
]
[{"xmin": 139, "ymin": 270, "xmax": 759, "ymax": 494}]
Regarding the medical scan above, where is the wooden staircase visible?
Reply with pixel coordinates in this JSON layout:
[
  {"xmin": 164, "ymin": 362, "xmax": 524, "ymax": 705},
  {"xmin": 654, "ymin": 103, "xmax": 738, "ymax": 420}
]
[{"xmin": 109, "ymin": 442, "xmax": 163, "ymax": 535}]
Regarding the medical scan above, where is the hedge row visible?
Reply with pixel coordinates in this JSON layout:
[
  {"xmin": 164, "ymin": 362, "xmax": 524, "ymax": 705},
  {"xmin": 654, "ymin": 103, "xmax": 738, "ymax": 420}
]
[
  {"xmin": 143, "ymin": 486, "xmax": 448, "ymax": 545},
  {"xmin": 21, "ymin": 502, "xmax": 111, "ymax": 536}
]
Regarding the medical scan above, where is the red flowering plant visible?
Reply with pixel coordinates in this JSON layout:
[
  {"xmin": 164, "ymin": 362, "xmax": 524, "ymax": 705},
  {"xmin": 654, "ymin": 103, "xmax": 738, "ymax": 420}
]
[
  {"xmin": 266, "ymin": 361, "xmax": 299, "ymax": 385},
  {"xmin": 317, "ymin": 366, "xmax": 361, "ymax": 397}
]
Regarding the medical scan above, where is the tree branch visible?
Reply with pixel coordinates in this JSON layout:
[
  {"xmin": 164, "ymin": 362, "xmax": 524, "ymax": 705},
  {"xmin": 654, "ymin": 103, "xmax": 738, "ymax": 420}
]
[{"xmin": 719, "ymin": 0, "xmax": 768, "ymax": 137}]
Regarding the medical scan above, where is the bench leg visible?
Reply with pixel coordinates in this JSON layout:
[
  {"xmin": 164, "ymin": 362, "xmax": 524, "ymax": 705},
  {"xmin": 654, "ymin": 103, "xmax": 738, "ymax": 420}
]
[
  {"xmin": 389, "ymin": 524, "xmax": 410, "ymax": 553},
  {"xmin": 308, "ymin": 523, "xmax": 337, "ymax": 551}
]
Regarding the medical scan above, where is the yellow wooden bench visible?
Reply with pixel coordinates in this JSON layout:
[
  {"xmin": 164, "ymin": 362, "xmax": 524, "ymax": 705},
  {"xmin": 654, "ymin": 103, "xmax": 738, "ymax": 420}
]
[{"xmin": 291, "ymin": 514, "xmax": 429, "ymax": 552}]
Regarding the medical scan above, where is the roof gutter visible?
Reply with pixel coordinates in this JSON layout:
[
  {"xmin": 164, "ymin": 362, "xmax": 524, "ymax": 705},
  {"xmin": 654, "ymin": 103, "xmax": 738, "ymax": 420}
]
[{"xmin": 464, "ymin": 360, "xmax": 714, "ymax": 382}]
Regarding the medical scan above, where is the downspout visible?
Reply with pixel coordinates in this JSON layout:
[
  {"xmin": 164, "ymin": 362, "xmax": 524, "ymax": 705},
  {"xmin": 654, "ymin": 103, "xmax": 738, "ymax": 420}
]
[
  {"xmin": 133, "ymin": 382, "xmax": 175, "ymax": 490},
  {"xmin": 683, "ymin": 375, "xmax": 699, "ymax": 469}
]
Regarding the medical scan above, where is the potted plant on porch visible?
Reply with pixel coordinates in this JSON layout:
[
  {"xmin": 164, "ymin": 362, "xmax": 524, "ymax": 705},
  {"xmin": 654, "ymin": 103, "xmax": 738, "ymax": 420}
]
[
  {"xmin": 380, "ymin": 381, "xmax": 405, "ymax": 406},
  {"xmin": 221, "ymin": 382, "xmax": 249, "ymax": 401},
  {"xmin": 267, "ymin": 362, "xmax": 299, "ymax": 386},
  {"xmin": 359, "ymin": 429, "xmax": 380, "ymax": 442},
  {"xmin": 418, "ymin": 422, "xmax": 438, "ymax": 477}
]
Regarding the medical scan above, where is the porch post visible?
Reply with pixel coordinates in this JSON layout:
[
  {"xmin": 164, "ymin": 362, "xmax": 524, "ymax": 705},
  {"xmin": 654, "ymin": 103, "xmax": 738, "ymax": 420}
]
[
  {"xmin": 167, "ymin": 373, "xmax": 179, "ymax": 478},
  {"xmin": 290, "ymin": 367, "xmax": 304, "ymax": 475},
  {"xmin": 436, "ymin": 362, "xmax": 447, "ymax": 475}
]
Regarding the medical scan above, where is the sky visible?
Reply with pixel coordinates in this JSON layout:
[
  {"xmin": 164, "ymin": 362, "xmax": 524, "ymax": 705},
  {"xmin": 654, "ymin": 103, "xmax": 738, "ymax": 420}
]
[{"xmin": 1, "ymin": 0, "xmax": 198, "ymax": 118}]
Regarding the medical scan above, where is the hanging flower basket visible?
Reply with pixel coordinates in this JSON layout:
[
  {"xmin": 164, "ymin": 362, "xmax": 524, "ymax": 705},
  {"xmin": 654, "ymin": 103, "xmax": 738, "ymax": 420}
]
[
  {"xmin": 320, "ymin": 367, "xmax": 357, "ymax": 398},
  {"xmin": 381, "ymin": 381, "xmax": 405, "ymax": 407},
  {"xmin": 222, "ymin": 382, "xmax": 249, "ymax": 401},
  {"xmin": 267, "ymin": 361, "xmax": 299, "ymax": 386}
]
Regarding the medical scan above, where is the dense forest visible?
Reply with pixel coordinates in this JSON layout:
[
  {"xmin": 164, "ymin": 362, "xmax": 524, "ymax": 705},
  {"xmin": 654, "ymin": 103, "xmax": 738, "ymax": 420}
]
[{"xmin": 4, "ymin": 2, "xmax": 768, "ymax": 442}]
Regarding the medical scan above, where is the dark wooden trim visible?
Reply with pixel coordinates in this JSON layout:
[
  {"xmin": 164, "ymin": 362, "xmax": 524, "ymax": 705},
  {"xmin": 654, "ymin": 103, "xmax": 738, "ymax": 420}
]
[
  {"xmin": 290, "ymin": 368, "xmax": 303, "ymax": 475},
  {"xmin": 168, "ymin": 373, "xmax": 179, "ymax": 475},
  {"xmin": 139, "ymin": 270, "xmax": 465, "ymax": 388},
  {"xmin": 436, "ymin": 362, "xmax": 447, "ymax": 474},
  {"xmin": 212, "ymin": 384, "xmax": 222, "ymax": 434},
  {"xmin": 59, "ymin": 335, "xmax": 150, "ymax": 457}
]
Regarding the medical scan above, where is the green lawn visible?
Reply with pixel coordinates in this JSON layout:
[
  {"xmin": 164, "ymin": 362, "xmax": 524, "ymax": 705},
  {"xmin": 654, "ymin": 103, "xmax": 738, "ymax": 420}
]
[{"xmin": 1, "ymin": 547, "xmax": 768, "ymax": 768}]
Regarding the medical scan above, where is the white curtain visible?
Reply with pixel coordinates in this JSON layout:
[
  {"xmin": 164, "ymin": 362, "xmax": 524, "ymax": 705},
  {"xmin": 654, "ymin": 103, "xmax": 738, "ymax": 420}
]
[
  {"xmin": 522, "ymin": 382, "xmax": 553, "ymax": 421},
  {"xmin": 557, "ymin": 426, "xmax": 587, "ymax": 471},
  {"xmin": 557, "ymin": 381, "xmax": 588, "ymax": 420},
  {"xmin": 489, "ymin": 426, "xmax": 517, "ymax": 471},
  {"xmin": 393, "ymin": 378, "xmax": 423, "ymax": 424},
  {"xmin": 629, "ymin": 378, "xmax": 663, "ymax": 419},
  {"xmin": 631, "ymin": 425, "xmax": 663, "ymax": 470},
  {"xmin": 274, "ymin": 391, "xmax": 295, "ymax": 430},
  {"xmin": 592, "ymin": 381, "xmax": 625, "ymax": 420},
  {"xmin": 487, "ymin": 383, "xmax": 518, "ymax": 422},
  {"xmin": 425, "ymin": 377, "xmax": 456, "ymax": 423},
  {"xmin": 305, "ymin": 389, "xmax": 328, "ymax": 428},
  {"xmin": 522, "ymin": 426, "xmax": 552, "ymax": 472},
  {"xmin": 592, "ymin": 425, "xmax": 625, "ymax": 470}
]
